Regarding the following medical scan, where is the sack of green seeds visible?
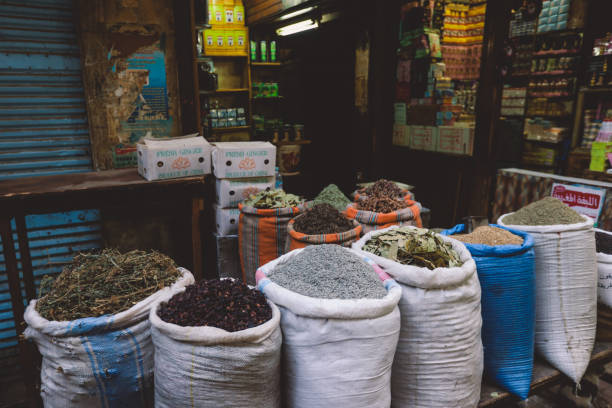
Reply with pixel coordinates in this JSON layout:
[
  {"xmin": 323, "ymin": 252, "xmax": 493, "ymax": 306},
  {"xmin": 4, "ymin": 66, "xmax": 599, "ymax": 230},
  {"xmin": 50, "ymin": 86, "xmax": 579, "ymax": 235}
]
[
  {"xmin": 24, "ymin": 256, "xmax": 193, "ymax": 408},
  {"xmin": 352, "ymin": 226, "xmax": 483, "ymax": 408}
]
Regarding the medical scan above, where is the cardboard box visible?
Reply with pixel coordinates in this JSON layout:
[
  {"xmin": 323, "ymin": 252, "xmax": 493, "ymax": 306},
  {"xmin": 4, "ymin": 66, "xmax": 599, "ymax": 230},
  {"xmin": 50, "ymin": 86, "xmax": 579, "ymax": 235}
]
[
  {"xmin": 212, "ymin": 141, "xmax": 276, "ymax": 178},
  {"xmin": 437, "ymin": 126, "xmax": 474, "ymax": 155},
  {"xmin": 214, "ymin": 204, "xmax": 240, "ymax": 235},
  {"xmin": 410, "ymin": 126, "xmax": 438, "ymax": 151},
  {"xmin": 392, "ymin": 124, "xmax": 410, "ymax": 147},
  {"xmin": 216, "ymin": 176, "xmax": 274, "ymax": 208},
  {"xmin": 137, "ymin": 135, "xmax": 212, "ymax": 181}
]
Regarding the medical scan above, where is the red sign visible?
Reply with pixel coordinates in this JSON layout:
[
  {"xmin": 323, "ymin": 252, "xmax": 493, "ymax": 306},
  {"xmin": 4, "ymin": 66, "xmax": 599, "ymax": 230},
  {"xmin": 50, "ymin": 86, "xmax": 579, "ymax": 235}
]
[{"xmin": 551, "ymin": 183, "xmax": 605, "ymax": 221}]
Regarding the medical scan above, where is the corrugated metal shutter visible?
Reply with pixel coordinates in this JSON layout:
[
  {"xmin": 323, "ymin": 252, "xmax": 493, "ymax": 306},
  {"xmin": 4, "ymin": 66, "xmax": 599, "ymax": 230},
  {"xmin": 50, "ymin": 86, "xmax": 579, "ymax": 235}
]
[
  {"xmin": 0, "ymin": 0, "xmax": 103, "ymax": 386},
  {"xmin": 0, "ymin": 0, "xmax": 93, "ymax": 180}
]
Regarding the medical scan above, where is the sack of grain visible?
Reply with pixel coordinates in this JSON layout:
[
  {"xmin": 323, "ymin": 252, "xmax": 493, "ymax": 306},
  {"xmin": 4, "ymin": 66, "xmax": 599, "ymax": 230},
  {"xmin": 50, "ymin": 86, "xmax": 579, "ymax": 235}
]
[
  {"xmin": 441, "ymin": 224, "xmax": 535, "ymax": 399},
  {"xmin": 352, "ymin": 226, "xmax": 483, "ymax": 408},
  {"xmin": 256, "ymin": 246, "xmax": 401, "ymax": 408},
  {"xmin": 23, "ymin": 268, "xmax": 193, "ymax": 407},
  {"xmin": 150, "ymin": 281, "xmax": 282, "ymax": 408},
  {"xmin": 346, "ymin": 200, "xmax": 422, "ymax": 234},
  {"xmin": 498, "ymin": 213, "xmax": 596, "ymax": 383},
  {"xmin": 596, "ymin": 229, "xmax": 612, "ymax": 308},
  {"xmin": 286, "ymin": 215, "xmax": 362, "ymax": 252},
  {"xmin": 239, "ymin": 202, "xmax": 308, "ymax": 282}
]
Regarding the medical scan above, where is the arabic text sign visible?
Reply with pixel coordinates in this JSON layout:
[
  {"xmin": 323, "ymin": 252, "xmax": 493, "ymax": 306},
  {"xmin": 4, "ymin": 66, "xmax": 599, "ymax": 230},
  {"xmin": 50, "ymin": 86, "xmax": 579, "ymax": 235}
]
[{"xmin": 551, "ymin": 183, "xmax": 606, "ymax": 221}]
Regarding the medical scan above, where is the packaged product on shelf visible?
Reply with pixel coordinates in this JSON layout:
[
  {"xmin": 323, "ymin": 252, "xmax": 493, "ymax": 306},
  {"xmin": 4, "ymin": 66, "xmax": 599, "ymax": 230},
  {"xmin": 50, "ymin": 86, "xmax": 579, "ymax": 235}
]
[
  {"xmin": 215, "ymin": 176, "xmax": 275, "ymax": 208},
  {"xmin": 437, "ymin": 126, "xmax": 475, "ymax": 155},
  {"xmin": 352, "ymin": 226, "xmax": 483, "ymax": 408},
  {"xmin": 441, "ymin": 225, "xmax": 535, "ymax": 399},
  {"xmin": 234, "ymin": 1, "xmax": 244, "ymax": 25},
  {"xmin": 137, "ymin": 135, "xmax": 212, "ymax": 181},
  {"xmin": 24, "ymin": 250, "xmax": 194, "ymax": 407},
  {"xmin": 211, "ymin": 141, "xmax": 276, "ymax": 178},
  {"xmin": 151, "ymin": 279, "xmax": 281, "ymax": 407},
  {"xmin": 498, "ymin": 197, "xmax": 597, "ymax": 384},
  {"xmin": 256, "ymin": 245, "xmax": 401, "ymax": 408},
  {"xmin": 214, "ymin": 204, "xmax": 240, "ymax": 235}
]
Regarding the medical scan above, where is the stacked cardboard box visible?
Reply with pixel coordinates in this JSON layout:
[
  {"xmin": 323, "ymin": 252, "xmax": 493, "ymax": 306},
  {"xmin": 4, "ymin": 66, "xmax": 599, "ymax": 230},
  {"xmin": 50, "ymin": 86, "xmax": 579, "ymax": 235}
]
[
  {"xmin": 137, "ymin": 135, "xmax": 212, "ymax": 181},
  {"xmin": 210, "ymin": 142, "xmax": 276, "ymax": 280}
]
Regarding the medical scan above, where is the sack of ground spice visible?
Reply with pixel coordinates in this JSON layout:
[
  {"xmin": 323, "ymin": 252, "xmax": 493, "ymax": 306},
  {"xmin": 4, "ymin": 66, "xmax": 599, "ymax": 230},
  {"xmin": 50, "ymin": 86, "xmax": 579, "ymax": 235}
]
[
  {"xmin": 23, "ymin": 249, "xmax": 193, "ymax": 407},
  {"xmin": 256, "ymin": 244, "xmax": 401, "ymax": 408},
  {"xmin": 286, "ymin": 203, "xmax": 362, "ymax": 252},
  {"xmin": 150, "ymin": 279, "xmax": 281, "ymax": 408},
  {"xmin": 346, "ymin": 196, "xmax": 422, "ymax": 234},
  {"xmin": 239, "ymin": 189, "xmax": 308, "ymax": 284},
  {"xmin": 441, "ymin": 224, "xmax": 535, "ymax": 400},
  {"xmin": 596, "ymin": 229, "xmax": 612, "ymax": 309},
  {"xmin": 353, "ymin": 226, "xmax": 482, "ymax": 408},
  {"xmin": 498, "ymin": 197, "xmax": 596, "ymax": 384}
]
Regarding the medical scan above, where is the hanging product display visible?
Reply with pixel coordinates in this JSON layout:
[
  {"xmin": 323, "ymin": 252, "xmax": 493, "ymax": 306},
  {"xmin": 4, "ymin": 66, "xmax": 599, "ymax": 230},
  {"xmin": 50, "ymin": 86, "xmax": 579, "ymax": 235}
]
[
  {"xmin": 442, "ymin": 224, "xmax": 535, "ymax": 400},
  {"xmin": 499, "ymin": 198, "xmax": 597, "ymax": 384},
  {"xmin": 353, "ymin": 226, "xmax": 483, "ymax": 408},
  {"xmin": 151, "ymin": 279, "xmax": 281, "ymax": 408},
  {"xmin": 257, "ymin": 246, "xmax": 402, "ymax": 408}
]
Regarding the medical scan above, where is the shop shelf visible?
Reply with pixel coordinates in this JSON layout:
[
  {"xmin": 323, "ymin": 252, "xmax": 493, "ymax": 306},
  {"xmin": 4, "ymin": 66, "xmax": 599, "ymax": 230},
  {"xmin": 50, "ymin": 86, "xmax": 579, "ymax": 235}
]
[
  {"xmin": 199, "ymin": 88, "xmax": 250, "ymax": 94},
  {"xmin": 272, "ymin": 139, "xmax": 312, "ymax": 146},
  {"xmin": 196, "ymin": 55, "xmax": 248, "ymax": 60},
  {"xmin": 252, "ymin": 96, "xmax": 284, "ymax": 100},
  {"xmin": 210, "ymin": 126, "xmax": 250, "ymax": 133},
  {"xmin": 529, "ymin": 70, "xmax": 576, "ymax": 77},
  {"xmin": 251, "ymin": 62, "xmax": 283, "ymax": 66}
]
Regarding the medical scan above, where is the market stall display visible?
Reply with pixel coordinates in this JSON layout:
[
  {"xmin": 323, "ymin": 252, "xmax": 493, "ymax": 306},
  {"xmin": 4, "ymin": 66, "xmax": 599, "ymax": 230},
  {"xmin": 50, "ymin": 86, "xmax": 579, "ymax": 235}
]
[
  {"xmin": 286, "ymin": 203, "xmax": 362, "ymax": 251},
  {"xmin": 23, "ymin": 250, "xmax": 194, "ymax": 407},
  {"xmin": 256, "ymin": 245, "xmax": 401, "ymax": 408},
  {"xmin": 239, "ymin": 189, "xmax": 307, "ymax": 282},
  {"xmin": 353, "ymin": 226, "xmax": 482, "ymax": 408},
  {"xmin": 499, "ymin": 197, "xmax": 597, "ymax": 384},
  {"xmin": 151, "ymin": 279, "xmax": 281, "ymax": 407},
  {"xmin": 442, "ymin": 225, "xmax": 535, "ymax": 400}
]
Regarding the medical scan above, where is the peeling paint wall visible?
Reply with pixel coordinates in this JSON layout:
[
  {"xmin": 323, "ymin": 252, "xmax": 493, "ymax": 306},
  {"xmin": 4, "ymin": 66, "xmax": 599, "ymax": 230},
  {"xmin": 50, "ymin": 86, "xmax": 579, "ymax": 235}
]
[{"xmin": 75, "ymin": 0, "xmax": 181, "ymax": 170}]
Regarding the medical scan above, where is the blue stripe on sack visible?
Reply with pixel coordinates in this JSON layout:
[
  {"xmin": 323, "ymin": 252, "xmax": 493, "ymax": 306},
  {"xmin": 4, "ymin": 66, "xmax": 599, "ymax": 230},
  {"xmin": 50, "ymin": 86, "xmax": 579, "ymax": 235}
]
[
  {"xmin": 258, "ymin": 278, "xmax": 271, "ymax": 292},
  {"xmin": 64, "ymin": 315, "xmax": 113, "ymax": 336},
  {"xmin": 84, "ymin": 330, "xmax": 144, "ymax": 407},
  {"xmin": 125, "ymin": 328, "xmax": 146, "ymax": 406},
  {"xmin": 81, "ymin": 337, "xmax": 108, "ymax": 408}
]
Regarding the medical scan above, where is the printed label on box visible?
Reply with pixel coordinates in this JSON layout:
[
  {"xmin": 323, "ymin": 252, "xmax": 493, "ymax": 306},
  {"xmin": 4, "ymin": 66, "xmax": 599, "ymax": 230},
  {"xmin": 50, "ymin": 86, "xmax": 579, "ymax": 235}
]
[
  {"xmin": 437, "ymin": 126, "xmax": 474, "ymax": 155},
  {"xmin": 410, "ymin": 126, "xmax": 437, "ymax": 151},
  {"xmin": 551, "ymin": 183, "xmax": 606, "ymax": 223}
]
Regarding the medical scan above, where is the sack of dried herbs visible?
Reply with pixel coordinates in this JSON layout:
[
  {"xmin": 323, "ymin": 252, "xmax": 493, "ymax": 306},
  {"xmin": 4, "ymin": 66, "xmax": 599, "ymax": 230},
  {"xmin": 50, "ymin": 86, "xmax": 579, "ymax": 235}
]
[
  {"xmin": 352, "ymin": 226, "xmax": 482, "ymax": 408},
  {"xmin": 150, "ymin": 278, "xmax": 281, "ymax": 408},
  {"xmin": 498, "ymin": 208, "xmax": 596, "ymax": 384},
  {"xmin": 286, "ymin": 204, "xmax": 362, "ymax": 252},
  {"xmin": 441, "ymin": 224, "xmax": 535, "ymax": 400},
  {"xmin": 256, "ymin": 245, "xmax": 402, "ymax": 408},
  {"xmin": 345, "ymin": 197, "xmax": 422, "ymax": 234},
  {"xmin": 596, "ymin": 228, "xmax": 612, "ymax": 309},
  {"xmin": 238, "ymin": 194, "xmax": 309, "ymax": 283},
  {"xmin": 23, "ymin": 250, "xmax": 194, "ymax": 408}
]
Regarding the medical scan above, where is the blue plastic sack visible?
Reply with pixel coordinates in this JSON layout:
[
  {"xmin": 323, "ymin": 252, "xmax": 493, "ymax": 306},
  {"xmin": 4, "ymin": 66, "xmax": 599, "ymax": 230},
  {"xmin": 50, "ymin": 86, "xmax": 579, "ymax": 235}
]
[{"xmin": 441, "ymin": 224, "xmax": 535, "ymax": 399}]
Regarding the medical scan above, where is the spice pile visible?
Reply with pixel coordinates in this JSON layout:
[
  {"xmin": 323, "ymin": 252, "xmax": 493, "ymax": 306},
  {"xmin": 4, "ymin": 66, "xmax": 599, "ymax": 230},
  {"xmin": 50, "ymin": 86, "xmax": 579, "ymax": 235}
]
[
  {"xmin": 293, "ymin": 203, "xmax": 354, "ymax": 235},
  {"xmin": 358, "ymin": 196, "xmax": 408, "ymax": 213},
  {"xmin": 268, "ymin": 244, "xmax": 387, "ymax": 299},
  {"xmin": 596, "ymin": 231, "xmax": 612, "ymax": 255},
  {"xmin": 453, "ymin": 226, "xmax": 523, "ymax": 246},
  {"xmin": 243, "ymin": 189, "xmax": 303, "ymax": 209},
  {"xmin": 362, "ymin": 227, "xmax": 462, "ymax": 270},
  {"xmin": 313, "ymin": 184, "xmax": 351, "ymax": 211},
  {"xmin": 36, "ymin": 249, "xmax": 181, "ymax": 321},
  {"xmin": 158, "ymin": 279, "xmax": 271, "ymax": 331},
  {"xmin": 358, "ymin": 179, "xmax": 403, "ymax": 198},
  {"xmin": 503, "ymin": 197, "xmax": 583, "ymax": 226}
]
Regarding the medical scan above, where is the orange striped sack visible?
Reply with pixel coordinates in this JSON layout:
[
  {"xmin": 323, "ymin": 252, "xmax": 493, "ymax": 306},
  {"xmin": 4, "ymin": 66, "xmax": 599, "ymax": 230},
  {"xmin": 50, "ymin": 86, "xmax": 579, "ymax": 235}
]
[
  {"xmin": 345, "ymin": 200, "xmax": 422, "ymax": 234},
  {"xmin": 239, "ymin": 203, "xmax": 307, "ymax": 283},
  {"xmin": 285, "ymin": 217, "xmax": 362, "ymax": 252}
]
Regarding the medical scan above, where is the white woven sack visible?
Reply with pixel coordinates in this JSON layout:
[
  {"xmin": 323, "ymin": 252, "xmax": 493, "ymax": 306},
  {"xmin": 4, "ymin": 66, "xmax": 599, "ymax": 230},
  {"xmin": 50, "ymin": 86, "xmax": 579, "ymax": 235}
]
[
  {"xmin": 596, "ymin": 229, "xmax": 612, "ymax": 308},
  {"xmin": 498, "ymin": 214, "xmax": 597, "ymax": 383},
  {"xmin": 23, "ymin": 268, "xmax": 194, "ymax": 408},
  {"xmin": 352, "ymin": 225, "xmax": 483, "ymax": 408},
  {"xmin": 150, "ymin": 293, "xmax": 282, "ymax": 408},
  {"xmin": 256, "ymin": 247, "xmax": 402, "ymax": 408}
]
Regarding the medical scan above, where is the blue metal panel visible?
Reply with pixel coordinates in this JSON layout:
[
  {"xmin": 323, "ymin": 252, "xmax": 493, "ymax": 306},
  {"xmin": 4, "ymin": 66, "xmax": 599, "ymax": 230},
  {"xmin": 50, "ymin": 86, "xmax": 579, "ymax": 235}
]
[{"xmin": 0, "ymin": 0, "xmax": 103, "ymax": 370}]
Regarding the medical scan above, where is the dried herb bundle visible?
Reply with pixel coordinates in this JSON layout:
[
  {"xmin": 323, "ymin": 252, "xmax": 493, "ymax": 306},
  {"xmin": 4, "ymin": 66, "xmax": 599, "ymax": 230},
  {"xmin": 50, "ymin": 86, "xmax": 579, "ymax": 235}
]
[
  {"xmin": 362, "ymin": 227, "xmax": 462, "ymax": 270},
  {"xmin": 36, "ymin": 249, "xmax": 181, "ymax": 321},
  {"xmin": 294, "ymin": 203, "xmax": 354, "ymax": 235},
  {"xmin": 158, "ymin": 279, "xmax": 272, "ymax": 331},
  {"xmin": 357, "ymin": 196, "xmax": 407, "ymax": 213},
  {"xmin": 243, "ymin": 189, "xmax": 303, "ymax": 209},
  {"xmin": 359, "ymin": 179, "xmax": 403, "ymax": 198}
]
